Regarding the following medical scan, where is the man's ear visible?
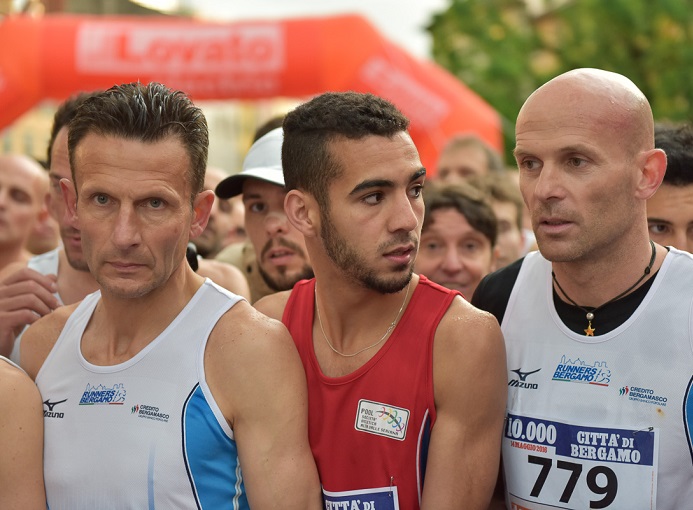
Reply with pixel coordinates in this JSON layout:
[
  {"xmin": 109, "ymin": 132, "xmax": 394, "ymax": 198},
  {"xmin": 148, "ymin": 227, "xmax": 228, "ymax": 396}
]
[
  {"xmin": 636, "ymin": 148, "xmax": 667, "ymax": 200},
  {"xmin": 190, "ymin": 189, "xmax": 215, "ymax": 239},
  {"xmin": 284, "ymin": 189, "xmax": 320, "ymax": 238},
  {"xmin": 59, "ymin": 178, "xmax": 78, "ymax": 225}
]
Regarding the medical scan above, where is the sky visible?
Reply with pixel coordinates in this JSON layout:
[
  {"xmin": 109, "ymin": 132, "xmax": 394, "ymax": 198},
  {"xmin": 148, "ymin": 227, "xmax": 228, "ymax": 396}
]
[{"xmin": 142, "ymin": 0, "xmax": 452, "ymax": 60}]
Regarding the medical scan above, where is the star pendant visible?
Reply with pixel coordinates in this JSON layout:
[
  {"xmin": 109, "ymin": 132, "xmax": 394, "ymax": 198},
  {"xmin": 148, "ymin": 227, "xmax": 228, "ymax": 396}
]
[{"xmin": 584, "ymin": 322, "xmax": 595, "ymax": 336}]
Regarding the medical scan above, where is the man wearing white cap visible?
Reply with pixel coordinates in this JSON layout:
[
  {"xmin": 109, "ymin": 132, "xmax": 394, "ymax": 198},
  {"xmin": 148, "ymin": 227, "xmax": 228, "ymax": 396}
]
[{"xmin": 215, "ymin": 127, "xmax": 313, "ymax": 303}]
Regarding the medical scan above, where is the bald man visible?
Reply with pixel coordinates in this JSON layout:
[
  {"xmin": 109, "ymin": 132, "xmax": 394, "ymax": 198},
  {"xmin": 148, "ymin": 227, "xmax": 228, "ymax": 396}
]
[
  {"xmin": 473, "ymin": 68, "xmax": 693, "ymax": 509},
  {"xmin": 25, "ymin": 166, "xmax": 60, "ymax": 256},
  {"xmin": 0, "ymin": 154, "xmax": 47, "ymax": 275}
]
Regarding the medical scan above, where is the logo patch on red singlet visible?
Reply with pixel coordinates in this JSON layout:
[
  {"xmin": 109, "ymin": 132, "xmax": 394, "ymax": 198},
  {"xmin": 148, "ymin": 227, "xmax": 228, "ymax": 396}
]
[{"xmin": 354, "ymin": 399, "xmax": 409, "ymax": 441}]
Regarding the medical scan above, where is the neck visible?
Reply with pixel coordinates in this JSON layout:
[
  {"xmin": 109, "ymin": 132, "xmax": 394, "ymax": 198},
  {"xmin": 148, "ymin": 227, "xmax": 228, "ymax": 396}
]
[
  {"xmin": 0, "ymin": 244, "xmax": 27, "ymax": 273},
  {"xmin": 313, "ymin": 273, "xmax": 417, "ymax": 355},
  {"xmin": 83, "ymin": 264, "xmax": 204, "ymax": 365},
  {"xmin": 551, "ymin": 238, "xmax": 660, "ymax": 307}
]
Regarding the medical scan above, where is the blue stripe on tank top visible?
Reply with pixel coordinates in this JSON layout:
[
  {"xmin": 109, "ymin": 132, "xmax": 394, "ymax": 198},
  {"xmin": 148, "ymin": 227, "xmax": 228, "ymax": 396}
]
[
  {"xmin": 683, "ymin": 375, "xmax": 693, "ymax": 466},
  {"xmin": 419, "ymin": 412, "xmax": 432, "ymax": 489},
  {"xmin": 182, "ymin": 384, "xmax": 249, "ymax": 510},
  {"xmin": 148, "ymin": 445, "xmax": 156, "ymax": 510}
]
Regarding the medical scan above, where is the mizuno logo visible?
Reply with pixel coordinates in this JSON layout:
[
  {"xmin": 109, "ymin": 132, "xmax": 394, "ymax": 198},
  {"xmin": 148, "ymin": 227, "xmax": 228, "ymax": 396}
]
[
  {"xmin": 511, "ymin": 368, "xmax": 541, "ymax": 381},
  {"xmin": 43, "ymin": 398, "xmax": 67, "ymax": 411}
]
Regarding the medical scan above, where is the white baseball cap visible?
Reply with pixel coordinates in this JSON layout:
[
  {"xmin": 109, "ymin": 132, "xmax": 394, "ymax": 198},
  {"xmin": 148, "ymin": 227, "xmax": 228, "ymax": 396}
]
[{"xmin": 215, "ymin": 127, "xmax": 284, "ymax": 199}]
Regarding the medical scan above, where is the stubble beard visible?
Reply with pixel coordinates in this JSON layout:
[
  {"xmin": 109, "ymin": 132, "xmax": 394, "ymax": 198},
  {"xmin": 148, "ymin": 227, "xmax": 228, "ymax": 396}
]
[
  {"xmin": 64, "ymin": 246, "xmax": 90, "ymax": 272},
  {"xmin": 258, "ymin": 262, "xmax": 314, "ymax": 292},
  {"xmin": 258, "ymin": 237, "xmax": 314, "ymax": 292},
  {"xmin": 320, "ymin": 210, "xmax": 413, "ymax": 294}
]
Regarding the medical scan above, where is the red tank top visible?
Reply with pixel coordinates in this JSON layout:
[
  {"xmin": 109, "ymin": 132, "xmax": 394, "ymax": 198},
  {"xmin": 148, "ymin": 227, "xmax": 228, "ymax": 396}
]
[{"xmin": 282, "ymin": 276, "xmax": 458, "ymax": 509}]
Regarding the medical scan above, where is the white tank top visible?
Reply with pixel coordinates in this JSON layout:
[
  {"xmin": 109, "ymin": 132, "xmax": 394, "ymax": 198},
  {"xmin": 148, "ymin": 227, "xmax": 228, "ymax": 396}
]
[
  {"xmin": 501, "ymin": 249, "xmax": 693, "ymax": 510},
  {"xmin": 27, "ymin": 247, "xmax": 61, "ymax": 278},
  {"xmin": 36, "ymin": 279, "xmax": 250, "ymax": 509},
  {"xmin": 0, "ymin": 354, "xmax": 22, "ymax": 371}
]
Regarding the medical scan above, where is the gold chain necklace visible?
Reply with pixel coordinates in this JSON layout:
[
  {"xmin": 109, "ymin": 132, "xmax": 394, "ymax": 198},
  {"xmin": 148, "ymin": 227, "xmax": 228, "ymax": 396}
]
[
  {"xmin": 315, "ymin": 282, "xmax": 410, "ymax": 357},
  {"xmin": 551, "ymin": 240, "xmax": 656, "ymax": 336}
]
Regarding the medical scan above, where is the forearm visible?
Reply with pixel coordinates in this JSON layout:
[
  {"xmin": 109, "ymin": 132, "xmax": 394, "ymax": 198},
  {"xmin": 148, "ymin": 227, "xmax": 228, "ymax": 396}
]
[{"xmin": 420, "ymin": 430, "xmax": 502, "ymax": 509}]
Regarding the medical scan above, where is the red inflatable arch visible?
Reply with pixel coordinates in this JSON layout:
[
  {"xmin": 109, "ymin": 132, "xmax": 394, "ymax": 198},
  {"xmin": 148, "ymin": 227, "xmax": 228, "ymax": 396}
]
[{"xmin": 0, "ymin": 13, "xmax": 502, "ymax": 174}]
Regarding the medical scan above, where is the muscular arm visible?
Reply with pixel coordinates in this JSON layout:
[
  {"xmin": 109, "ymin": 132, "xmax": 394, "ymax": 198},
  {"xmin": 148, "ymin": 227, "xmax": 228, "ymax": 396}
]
[
  {"xmin": 0, "ymin": 362, "xmax": 47, "ymax": 509},
  {"xmin": 421, "ymin": 297, "xmax": 508, "ymax": 510},
  {"xmin": 205, "ymin": 302, "xmax": 321, "ymax": 509},
  {"xmin": 0, "ymin": 266, "xmax": 60, "ymax": 357}
]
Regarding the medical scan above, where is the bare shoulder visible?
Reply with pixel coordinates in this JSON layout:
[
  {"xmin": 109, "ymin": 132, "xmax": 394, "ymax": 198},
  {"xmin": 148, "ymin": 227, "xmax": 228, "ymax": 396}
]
[
  {"xmin": 21, "ymin": 302, "xmax": 80, "ymax": 380},
  {"xmin": 440, "ymin": 295, "xmax": 502, "ymax": 335},
  {"xmin": 216, "ymin": 298, "xmax": 289, "ymax": 340},
  {"xmin": 253, "ymin": 290, "xmax": 292, "ymax": 321},
  {"xmin": 435, "ymin": 295, "xmax": 505, "ymax": 360},
  {"xmin": 0, "ymin": 360, "xmax": 42, "ymax": 450},
  {"xmin": 0, "ymin": 360, "xmax": 41, "ymax": 409},
  {"xmin": 207, "ymin": 299, "xmax": 299, "ymax": 370},
  {"xmin": 198, "ymin": 259, "xmax": 250, "ymax": 300},
  {"xmin": 205, "ymin": 299, "xmax": 306, "ymax": 426},
  {"xmin": 0, "ymin": 360, "xmax": 42, "ymax": 433}
]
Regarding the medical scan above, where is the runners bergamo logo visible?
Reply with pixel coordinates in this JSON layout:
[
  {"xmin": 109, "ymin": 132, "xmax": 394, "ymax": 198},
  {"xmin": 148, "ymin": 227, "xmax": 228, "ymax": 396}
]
[
  {"xmin": 552, "ymin": 355, "xmax": 611, "ymax": 386},
  {"xmin": 79, "ymin": 383, "xmax": 126, "ymax": 405}
]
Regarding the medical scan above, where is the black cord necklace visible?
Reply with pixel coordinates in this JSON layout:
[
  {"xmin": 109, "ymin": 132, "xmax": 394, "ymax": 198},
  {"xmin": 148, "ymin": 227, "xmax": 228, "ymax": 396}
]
[{"xmin": 551, "ymin": 240, "xmax": 656, "ymax": 336}]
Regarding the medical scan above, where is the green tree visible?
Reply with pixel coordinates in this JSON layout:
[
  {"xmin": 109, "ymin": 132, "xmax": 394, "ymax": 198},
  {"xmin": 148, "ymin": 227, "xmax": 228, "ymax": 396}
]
[{"xmin": 428, "ymin": 0, "xmax": 693, "ymax": 162}]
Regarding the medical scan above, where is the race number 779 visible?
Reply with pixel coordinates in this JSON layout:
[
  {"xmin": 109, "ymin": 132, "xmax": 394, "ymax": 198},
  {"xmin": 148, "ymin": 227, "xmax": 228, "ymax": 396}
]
[{"xmin": 527, "ymin": 454, "xmax": 617, "ymax": 508}]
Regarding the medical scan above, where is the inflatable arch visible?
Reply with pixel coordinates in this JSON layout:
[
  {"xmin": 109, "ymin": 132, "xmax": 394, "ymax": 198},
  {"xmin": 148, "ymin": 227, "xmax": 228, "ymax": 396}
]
[{"xmin": 0, "ymin": 13, "xmax": 502, "ymax": 174}]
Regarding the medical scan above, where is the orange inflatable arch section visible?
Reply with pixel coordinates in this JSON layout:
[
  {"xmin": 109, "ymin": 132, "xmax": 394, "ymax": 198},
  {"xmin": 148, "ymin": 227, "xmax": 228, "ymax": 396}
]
[{"xmin": 0, "ymin": 13, "xmax": 502, "ymax": 173}]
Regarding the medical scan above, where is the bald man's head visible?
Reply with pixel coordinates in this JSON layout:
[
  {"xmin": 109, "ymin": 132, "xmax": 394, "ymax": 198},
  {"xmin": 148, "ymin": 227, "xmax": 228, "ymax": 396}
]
[
  {"xmin": 0, "ymin": 154, "xmax": 47, "ymax": 260},
  {"xmin": 518, "ymin": 68, "xmax": 655, "ymax": 158},
  {"xmin": 514, "ymin": 68, "xmax": 666, "ymax": 263},
  {"xmin": 25, "ymin": 164, "xmax": 60, "ymax": 255}
]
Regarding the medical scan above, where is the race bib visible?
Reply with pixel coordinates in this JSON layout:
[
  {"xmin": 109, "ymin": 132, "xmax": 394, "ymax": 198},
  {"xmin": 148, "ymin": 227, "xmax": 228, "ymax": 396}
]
[
  {"xmin": 323, "ymin": 485, "xmax": 400, "ymax": 510},
  {"xmin": 503, "ymin": 413, "xmax": 659, "ymax": 509}
]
